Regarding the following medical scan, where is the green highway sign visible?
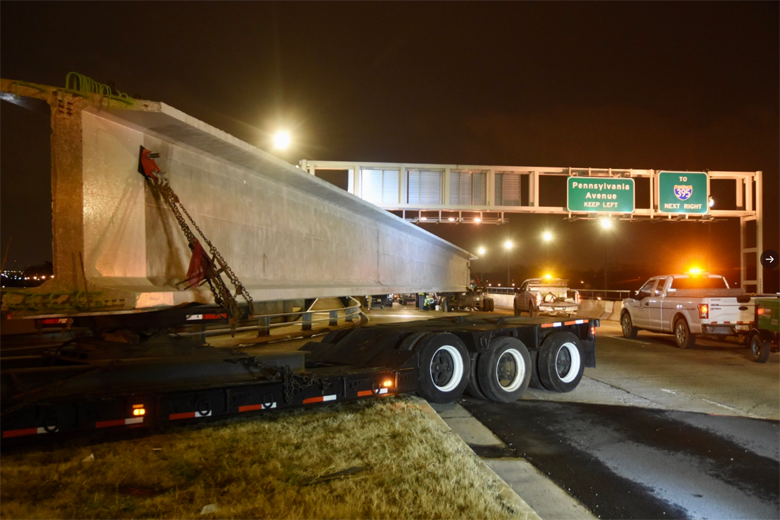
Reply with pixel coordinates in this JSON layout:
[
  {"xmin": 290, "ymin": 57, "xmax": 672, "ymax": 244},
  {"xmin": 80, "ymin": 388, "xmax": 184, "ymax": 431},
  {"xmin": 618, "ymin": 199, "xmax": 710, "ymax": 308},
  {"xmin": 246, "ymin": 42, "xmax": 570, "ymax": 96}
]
[
  {"xmin": 658, "ymin": 172, "xmax": 708, "ymax": 214},
  {"xmin": 567, "ymin": 177, "xmax": 635, "ymax": 213}
]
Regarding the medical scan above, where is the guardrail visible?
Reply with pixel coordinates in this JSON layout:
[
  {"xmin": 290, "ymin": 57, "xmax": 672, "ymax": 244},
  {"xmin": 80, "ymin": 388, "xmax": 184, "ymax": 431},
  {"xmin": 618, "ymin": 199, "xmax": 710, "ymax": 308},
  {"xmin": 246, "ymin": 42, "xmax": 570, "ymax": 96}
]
[
  {"xmin": 486, "ymin": 287, "xmax": 631, "ymax": 301},
  {"xmin": 577, "ymin": 289, "xmax": 632, "ymax": 302},
  {"xmin": 175, "ymin": 297, "xmax": 366, "ymax": 338}
]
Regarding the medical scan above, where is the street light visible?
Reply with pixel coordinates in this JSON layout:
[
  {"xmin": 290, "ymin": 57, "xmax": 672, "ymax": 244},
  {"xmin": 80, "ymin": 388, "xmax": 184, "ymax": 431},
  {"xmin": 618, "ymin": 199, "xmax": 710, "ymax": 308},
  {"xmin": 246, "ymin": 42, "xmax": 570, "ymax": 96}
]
[
  {"xmin": 477, "ymin": 247, "xmax": 486, "ymax": 257},
  {"xmin": 504, "ymin": 240, "xmax": 514, "ymax": 287},
  {"xmin": 273, "ymin": 131, "xmax": 291, "ymax": 150},
  {"xmin": 542, "ymin": 231, "xmax": 553, "ymax": 242},
  {"xmin": 599, "ymin": 218, "xmax": 614, "ymax": 291}
]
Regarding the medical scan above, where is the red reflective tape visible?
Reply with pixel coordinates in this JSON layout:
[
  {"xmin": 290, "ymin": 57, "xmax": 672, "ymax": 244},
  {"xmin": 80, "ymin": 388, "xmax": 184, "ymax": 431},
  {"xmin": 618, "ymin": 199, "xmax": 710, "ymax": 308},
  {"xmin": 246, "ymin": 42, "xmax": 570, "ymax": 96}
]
[
  {"xmin": 541, "ymin": 323, "xmax": 554, "ymax": 328},
  {"xmin": 203, "ymin": 313, "xmax": 227, "ymax": 320},
  {"xmin": 169, "ymin": 411, "xmax": 196, "ymax": 421},
  {"xmin": 96, "ymin": 419, "xmax": 126, "ymax": 429},
  {"xmin": 239, "ymin": 404, "xmax": 264, "ymax": 412},
  {"xmin": 357, "ymin": 390, "xmax": 373, "ymax": 397},
  {"xmin": 303, "ymin": 396, "xmax": 324, "ymax": 404},
  {"xmin": 564, "ymin": 321, "xmax": 576, "ymax": 326},
  {"xmin": 3, "ymin": 428, "xmax": 39, "ymax": 438}
]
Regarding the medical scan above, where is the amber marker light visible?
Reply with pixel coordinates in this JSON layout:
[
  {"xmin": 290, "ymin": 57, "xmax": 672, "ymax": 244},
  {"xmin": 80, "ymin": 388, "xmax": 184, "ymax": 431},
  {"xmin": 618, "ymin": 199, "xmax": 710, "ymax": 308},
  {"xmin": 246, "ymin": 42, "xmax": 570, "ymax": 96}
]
[
  {"xmin": 132, "ymin": 404, "xmax": 146, "ymax": 416},
  {"xmin": 382, "ymin": 379, "xmax": 393, "ymax": 388}
]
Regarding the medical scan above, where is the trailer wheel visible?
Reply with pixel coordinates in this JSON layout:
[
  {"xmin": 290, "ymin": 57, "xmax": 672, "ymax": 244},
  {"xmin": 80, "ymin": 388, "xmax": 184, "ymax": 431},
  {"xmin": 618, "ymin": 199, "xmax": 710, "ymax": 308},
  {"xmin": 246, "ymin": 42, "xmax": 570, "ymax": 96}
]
[
  {"xmin": 538, "ymin": 332, "xmax": 584, "ymax": 392},
  {"xmin": 416, "ymin": 333, "xmax": 470, "ymax": 403},
  {"xmin": 528, "ymin": 349, "xmax": 544, "ymax": 389},
  {"xmin": 478, "ymin": 337, "xmax": 531, "ymax": 402},
  {"xmin": 749, "ymin": 332, "xmax": 770, "ymax": 363},
  {"xmin": 466, "ymin": 352, "xmax": 488, "ymax": 399},
  {"xmin": 621, "ymin": 311, "xmax": 638, "ymax": 339},
  {"xmin": 674, "ymin": 318, "xmax": 696, "ymax": 349}
]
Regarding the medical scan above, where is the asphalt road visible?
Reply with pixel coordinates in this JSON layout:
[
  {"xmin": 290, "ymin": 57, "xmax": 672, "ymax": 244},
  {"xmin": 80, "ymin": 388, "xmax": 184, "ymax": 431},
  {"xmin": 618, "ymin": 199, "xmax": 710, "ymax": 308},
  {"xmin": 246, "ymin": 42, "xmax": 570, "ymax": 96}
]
[{"xmin": 461, "ymin": 316, "xmax": 780, "ymax": 519}]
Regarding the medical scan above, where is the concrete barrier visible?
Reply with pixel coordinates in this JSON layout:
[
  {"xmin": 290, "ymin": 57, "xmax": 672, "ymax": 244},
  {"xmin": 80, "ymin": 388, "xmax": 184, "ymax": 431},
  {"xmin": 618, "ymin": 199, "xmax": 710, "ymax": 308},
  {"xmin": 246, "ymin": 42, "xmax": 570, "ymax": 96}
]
[
  {"xmin": 608, "ymin": 301, "xmax": 624, "ymax": 321},
  {"xmin": 491, "ymin": 293, "xmax": 515, "ymax": 310},
  {"xmin": 599, "ymin": 301, "xmax": 614, "ymax": 320},
  {"xmin": 576, "ymin": 299, "xmax": 604, "ymax": 319}
]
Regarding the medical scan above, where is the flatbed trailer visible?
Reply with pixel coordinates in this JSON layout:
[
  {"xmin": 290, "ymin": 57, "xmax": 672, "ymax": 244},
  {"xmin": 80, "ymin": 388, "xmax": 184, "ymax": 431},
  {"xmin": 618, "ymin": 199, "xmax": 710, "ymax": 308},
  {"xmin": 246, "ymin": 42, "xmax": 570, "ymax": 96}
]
[{"xmin": 1, "ymin": 315, "xmax": 597, "ymax": 445}]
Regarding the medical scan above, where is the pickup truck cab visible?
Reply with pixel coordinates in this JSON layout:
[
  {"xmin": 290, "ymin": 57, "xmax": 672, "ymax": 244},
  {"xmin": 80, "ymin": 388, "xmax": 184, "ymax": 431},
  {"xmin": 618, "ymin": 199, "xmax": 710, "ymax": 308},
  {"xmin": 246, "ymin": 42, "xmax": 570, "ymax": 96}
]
[
  {"xmin": 514, "ymin": 278, "xmax": 580, "ymax": 317},
  {"xmin": 621, "ymin": 274, "xmax": 754, "ymax": 349}
]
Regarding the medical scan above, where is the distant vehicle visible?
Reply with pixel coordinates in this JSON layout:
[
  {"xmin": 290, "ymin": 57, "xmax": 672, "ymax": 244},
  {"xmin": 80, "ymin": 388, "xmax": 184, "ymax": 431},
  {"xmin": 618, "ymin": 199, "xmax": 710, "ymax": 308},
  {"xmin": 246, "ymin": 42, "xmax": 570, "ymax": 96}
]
[
  {"xmin": 514, "ymin": 278, "xmax": 580, "ymax": 317},
  {"xmin": 621, "ymin": 273, "xmax": 754, "ymax": 349},
  {"xmin": 748, "ymin": 297, "xmax": 779, "ymax": 363}
]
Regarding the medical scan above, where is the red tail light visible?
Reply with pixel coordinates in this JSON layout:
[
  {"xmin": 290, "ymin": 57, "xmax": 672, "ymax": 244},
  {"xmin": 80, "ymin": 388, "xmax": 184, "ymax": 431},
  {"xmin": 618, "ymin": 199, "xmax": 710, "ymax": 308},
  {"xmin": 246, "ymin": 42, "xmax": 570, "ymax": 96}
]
[
  {"xmin": 698, "ymin": 304, "xmax": 709, "ymax": 319},
  {"xmin": 576, "ymin": 292, "xmax": 582, "ymax": 304},
  {"xmin": 757, "ymin": 306, "xmax": 765, "ymax": 316}
]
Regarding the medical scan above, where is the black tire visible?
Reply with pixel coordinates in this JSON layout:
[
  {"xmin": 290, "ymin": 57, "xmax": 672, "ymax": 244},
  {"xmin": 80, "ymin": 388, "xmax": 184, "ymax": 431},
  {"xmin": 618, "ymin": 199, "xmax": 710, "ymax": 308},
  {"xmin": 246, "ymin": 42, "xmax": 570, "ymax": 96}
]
[
  {"xmin": 674, "ymin": 317, "xmax": 696, "ymax": 349},
  {"xmin": 466, "ymin": 352, "xmax": 488, "ymax": 399},
  {"xmin": 477, "ymin": 337, "xmax": 532, "ymax": 402},
  {"xmin": 538, "ymin": 332, "xmax": 585, "ymax": 393},
  {"xmin": 513, "ymin": 298, "xmax": 520, "ymax": 317},
  {"xmin": 487, "ymin": 298, "xmax": 494, "ymax": 312},
  {"xmin": 621, "ymin": 311, "xmax": 638, "ymax": 339},
  {"xmin": 528, "ymin": 349, "xmax": 545, "ymax": 389},
  {"xmin": 749, "ymin": 333, "xmax": 771, "ymax": 363},
  {"xmin": 528, "ymin": 303, "xmax": 537, "ymax": 318},
  {"xmin": 416, "ymin": 333, "xmax": 470, "ymax": 403}
]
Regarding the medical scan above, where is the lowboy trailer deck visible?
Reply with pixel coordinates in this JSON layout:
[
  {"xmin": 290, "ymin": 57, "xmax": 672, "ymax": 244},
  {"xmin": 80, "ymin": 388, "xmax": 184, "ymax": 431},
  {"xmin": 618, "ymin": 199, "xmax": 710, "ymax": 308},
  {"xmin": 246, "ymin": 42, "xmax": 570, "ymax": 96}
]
[{"xmin": 1, "ymin": 315, "xmax": 597, "ymax": 445}]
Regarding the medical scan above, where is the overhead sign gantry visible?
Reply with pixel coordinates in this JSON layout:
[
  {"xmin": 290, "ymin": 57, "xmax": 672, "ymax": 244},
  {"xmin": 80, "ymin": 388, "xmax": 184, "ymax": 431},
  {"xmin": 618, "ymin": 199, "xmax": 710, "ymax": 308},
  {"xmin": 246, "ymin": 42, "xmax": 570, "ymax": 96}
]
[{"xmin": 301, "ymin": 160, "xmax": 765, "ymax": 292}]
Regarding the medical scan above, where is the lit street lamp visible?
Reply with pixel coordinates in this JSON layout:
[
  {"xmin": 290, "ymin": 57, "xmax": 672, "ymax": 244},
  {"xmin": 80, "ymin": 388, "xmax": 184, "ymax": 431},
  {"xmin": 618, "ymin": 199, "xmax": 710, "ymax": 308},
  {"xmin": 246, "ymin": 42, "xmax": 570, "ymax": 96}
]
[
  {"xmin": 273, "ymin": 130, "xmax": 291, "ymax": 150},
  {"xmin": 599, "ymin": 219, "xmax": 614, "ymax": 291},
  {"xmin": 504, "ymin": 240, "xmax": 514, "ymax": 288}
]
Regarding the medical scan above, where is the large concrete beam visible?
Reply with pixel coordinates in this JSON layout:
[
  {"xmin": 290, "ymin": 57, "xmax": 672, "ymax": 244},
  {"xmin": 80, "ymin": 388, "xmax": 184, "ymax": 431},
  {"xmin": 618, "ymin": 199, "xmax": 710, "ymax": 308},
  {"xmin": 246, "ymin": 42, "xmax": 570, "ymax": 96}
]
[{"xmin": 1, "ymin": 79, "xmax": 472, "ymax": 316}]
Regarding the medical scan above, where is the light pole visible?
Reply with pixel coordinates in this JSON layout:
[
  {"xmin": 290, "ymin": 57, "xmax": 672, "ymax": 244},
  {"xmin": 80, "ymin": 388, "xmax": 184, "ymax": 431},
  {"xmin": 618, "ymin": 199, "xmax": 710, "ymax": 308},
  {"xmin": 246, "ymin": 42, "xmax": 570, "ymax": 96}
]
[
  {"xmin": 542, "ymin": 230, "xmax": 553, "ymax": 271},
  {"xmin": 599, "ymin": 218, "xmax": 613, "ymax": 292},
  {"xmin": 477, "ymin": 246, "xmax": 486, "ymax": 285},
  {"xmin": 504, "ymin": 240, "xmax": 513, "ymax": 288}
]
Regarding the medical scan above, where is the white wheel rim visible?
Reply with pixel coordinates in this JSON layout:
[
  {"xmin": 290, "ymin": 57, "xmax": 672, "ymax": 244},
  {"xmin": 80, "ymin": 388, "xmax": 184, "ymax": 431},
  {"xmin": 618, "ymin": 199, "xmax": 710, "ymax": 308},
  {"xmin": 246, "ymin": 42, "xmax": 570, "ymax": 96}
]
[
  {"xmin": 556, "ymin": 342, "xmax": 581, "ymax": 383},
  {"xmin": 495, "ymin": 348, "xmax": 526, "ymax": 392},
  {"xmin": 430, "ymin": 345, "xmax": 464, "ymax": 392}
]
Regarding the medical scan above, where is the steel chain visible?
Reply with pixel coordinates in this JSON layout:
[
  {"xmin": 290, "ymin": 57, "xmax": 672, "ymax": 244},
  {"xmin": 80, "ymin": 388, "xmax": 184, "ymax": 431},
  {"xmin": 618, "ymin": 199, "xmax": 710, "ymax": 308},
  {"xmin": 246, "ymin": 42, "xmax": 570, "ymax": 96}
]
[
  {"xmin": 148, "ymin": 175, "xmax": 254, "ymax": 334},
  {"xmin": 234, "ymin": 357, "xmax": 321, "ymax": 403}
]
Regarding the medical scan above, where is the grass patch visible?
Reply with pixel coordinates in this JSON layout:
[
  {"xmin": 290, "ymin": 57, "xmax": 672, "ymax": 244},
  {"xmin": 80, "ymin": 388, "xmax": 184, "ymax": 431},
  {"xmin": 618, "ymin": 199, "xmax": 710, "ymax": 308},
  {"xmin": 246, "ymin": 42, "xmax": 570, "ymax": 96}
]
[{"xmin": 1, "ymin": 396, "xmax": 523, "ymax": 519}]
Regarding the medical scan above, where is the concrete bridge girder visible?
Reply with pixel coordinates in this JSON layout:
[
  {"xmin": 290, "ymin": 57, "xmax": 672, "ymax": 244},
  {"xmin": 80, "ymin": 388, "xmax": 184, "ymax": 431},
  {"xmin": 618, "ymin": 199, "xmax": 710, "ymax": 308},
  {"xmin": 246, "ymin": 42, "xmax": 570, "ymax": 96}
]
[{"xmin": 1, "ymin": 80, "xmax": 472, "ymax": 316}]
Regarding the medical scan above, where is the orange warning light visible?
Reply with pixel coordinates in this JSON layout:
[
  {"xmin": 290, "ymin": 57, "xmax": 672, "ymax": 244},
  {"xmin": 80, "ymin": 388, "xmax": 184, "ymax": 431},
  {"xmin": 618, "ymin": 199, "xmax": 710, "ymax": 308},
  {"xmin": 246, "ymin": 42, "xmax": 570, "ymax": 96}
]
[
  {"xmin": 382, "ymin": 379, "xmax": 393, "ymax": 388},
  {"xmin": 132, "ymin": 405, "xmax": 146, "ymax": 416}
]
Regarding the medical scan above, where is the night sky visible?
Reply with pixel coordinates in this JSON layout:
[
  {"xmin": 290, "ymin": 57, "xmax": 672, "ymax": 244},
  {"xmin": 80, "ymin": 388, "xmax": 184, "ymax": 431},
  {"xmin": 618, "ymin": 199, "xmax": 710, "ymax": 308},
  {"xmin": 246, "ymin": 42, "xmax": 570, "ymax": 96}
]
[{"xmin": 1, "ymin": 2, "xmax": 778, "ymax": 291}]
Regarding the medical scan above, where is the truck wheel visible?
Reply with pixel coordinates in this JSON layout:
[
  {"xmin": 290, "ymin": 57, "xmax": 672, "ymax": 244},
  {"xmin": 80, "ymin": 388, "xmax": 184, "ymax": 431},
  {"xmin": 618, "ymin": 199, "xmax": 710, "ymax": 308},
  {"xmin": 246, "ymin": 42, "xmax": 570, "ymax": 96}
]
[
  {"xmin": 674, "ymin": 318, "xmax": 696, "ymax": 349},
  {"xmin": 749, "ymin": 333, "xmax": 771, "ymax": 363},
  {"xmin": 538, "ymin": 332, "xmax": 584, "ymax": 392},
  {"xmin": 466, "ymin": 352, "xmax": 488, "ymax": 399},
  {"xmin": 621, "ymin": 311, "xmax": 638, "ymax": 339},
  {"xmin": 528, "ymin": 349, "xmax": 544, "ymax": 389},
  {"xmin": 513, "ymin": 298, "xmax": 520, "ymax": 317},
  {"xmin": 416, "ymin": 333, "xmax": 470, "ymax": 403},
  {"xmin": 477, "ymin": 337, "xmax": 531, "ymax": 402},
  {"xmin": 528, "ymin": 303, "xmax": 537, "ymax": 318}
]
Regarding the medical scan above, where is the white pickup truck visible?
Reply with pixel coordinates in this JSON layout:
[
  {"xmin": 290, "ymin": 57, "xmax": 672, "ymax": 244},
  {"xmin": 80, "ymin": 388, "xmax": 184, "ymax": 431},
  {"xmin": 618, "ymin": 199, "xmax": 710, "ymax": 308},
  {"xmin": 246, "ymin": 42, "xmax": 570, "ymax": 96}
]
[
  {"xmin": 620, "ymin": 273, "xmax": 754, "ymax": 349},
  {"xmin": 514, "ymin": 278, "xmax": 581, "ymax": 317}
]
